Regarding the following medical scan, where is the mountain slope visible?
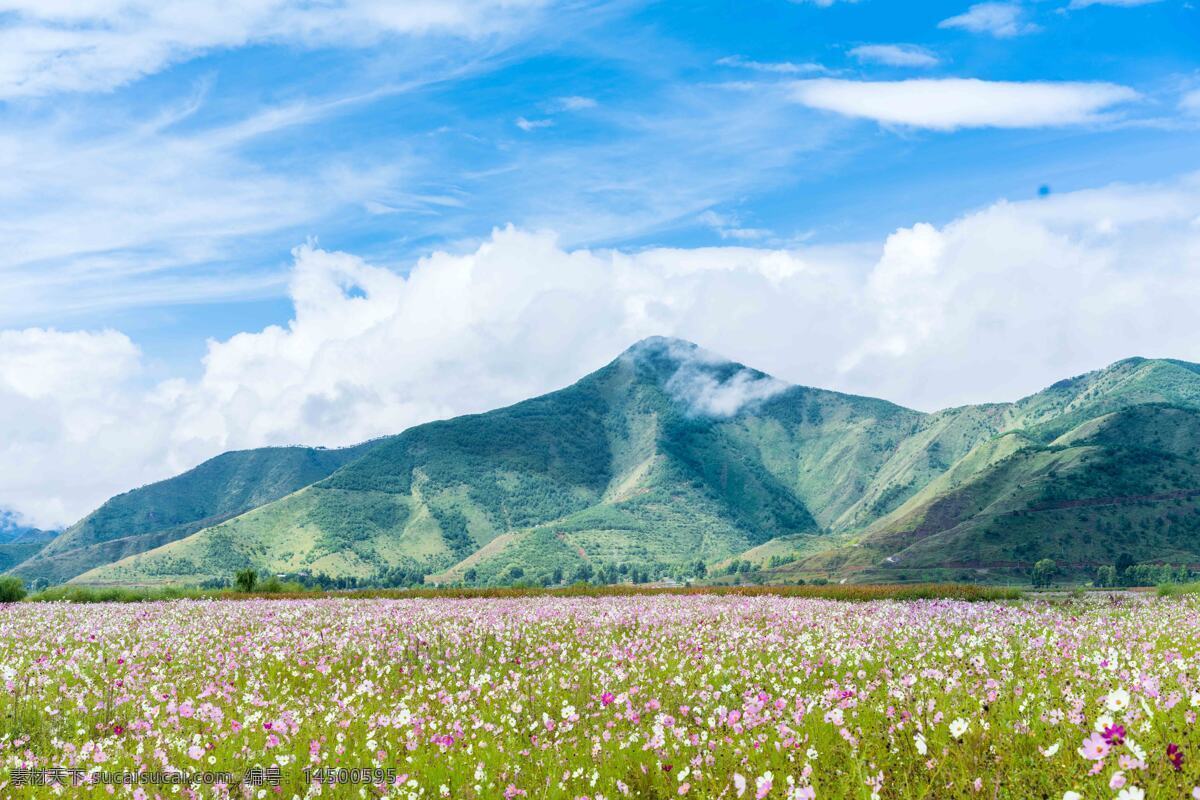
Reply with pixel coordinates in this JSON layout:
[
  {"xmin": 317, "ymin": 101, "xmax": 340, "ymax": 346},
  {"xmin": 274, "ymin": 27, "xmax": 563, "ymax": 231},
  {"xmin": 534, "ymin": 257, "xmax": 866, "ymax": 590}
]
[
  {"xmin": 11, "ymin": 444, "xmax": 374, "ymax": 585},
  {"xmin": 74, "ymin": 339, "xmax": 832, "ymax": 586},
  {"xmin": 774, "ymin": 402, "xmax": 1200, "ymax": 583},
  {"xmin": 24, "ymin": 340, "xmax": 1200, "ymax": 588}
]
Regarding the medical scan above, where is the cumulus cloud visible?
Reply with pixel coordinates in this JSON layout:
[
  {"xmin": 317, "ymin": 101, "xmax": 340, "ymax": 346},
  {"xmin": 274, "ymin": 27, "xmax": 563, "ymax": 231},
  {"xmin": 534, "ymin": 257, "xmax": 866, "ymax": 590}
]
[
  {"xmin": 789, "ymin": 78, "xmax": 1138, "ymax": 130},
  {"xmin": 4, "ymin": 174, "xmax": 1200, "ymax": 527},
  {"xmin": 938, "ymin": 3, "xmax": 1040, "ymax": 38},
  {"xmin": 0, "ymin": 0, "xmax": 551, "ymax": 98},
  {"xmin": 848, "ymin": 45, "xmax": 939, "ymax": 68}
]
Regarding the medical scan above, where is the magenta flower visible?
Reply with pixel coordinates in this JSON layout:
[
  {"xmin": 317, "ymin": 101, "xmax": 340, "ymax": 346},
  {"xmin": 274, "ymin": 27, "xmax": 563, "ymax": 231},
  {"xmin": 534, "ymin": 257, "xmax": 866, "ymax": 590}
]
[{"xmin": 1168, "ymin": 743, "xmax": 1184, "ymax": 771}]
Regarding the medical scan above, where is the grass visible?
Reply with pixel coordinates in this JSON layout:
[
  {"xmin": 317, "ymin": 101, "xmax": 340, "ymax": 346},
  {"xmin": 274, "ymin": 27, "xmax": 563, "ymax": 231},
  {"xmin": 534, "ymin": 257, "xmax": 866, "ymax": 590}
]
[
  {"xmin": 1156, "ymin": 581, "xmax": 1200, "ymax": 596},
  {"xmin": 25, "ymin": 581, "xmax": 1022, "ymax": 603}
]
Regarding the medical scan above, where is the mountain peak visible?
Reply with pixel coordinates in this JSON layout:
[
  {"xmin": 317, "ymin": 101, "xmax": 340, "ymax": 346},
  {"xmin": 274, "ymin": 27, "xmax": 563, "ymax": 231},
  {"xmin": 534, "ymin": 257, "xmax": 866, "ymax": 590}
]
[{"xmin": 617, "ymin": 336, "xmax": 790, "ymax": 417}]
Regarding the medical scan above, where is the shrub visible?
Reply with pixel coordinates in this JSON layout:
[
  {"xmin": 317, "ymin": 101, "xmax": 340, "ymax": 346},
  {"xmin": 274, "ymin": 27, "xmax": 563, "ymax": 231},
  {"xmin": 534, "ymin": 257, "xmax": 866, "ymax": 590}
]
[
  {"xmin": 0, "ymin": 576, "xmax": 26, "ymax": 603},
  {"xmin": 234, "ymin": 569, "xmax": 258, "ymax": 592}
]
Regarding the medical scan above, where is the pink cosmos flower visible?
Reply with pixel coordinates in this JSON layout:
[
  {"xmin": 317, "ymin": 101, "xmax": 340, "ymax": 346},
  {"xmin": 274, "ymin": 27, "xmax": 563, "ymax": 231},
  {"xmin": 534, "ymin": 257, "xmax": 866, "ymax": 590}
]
[
  {"xmin": 601, "ymin": 692, "xmax": 615, "ymax": 706},
  {"xmin": 1081, "ymin": 732, "xmax": 1110, "ymax": 761},
  {"xmin": 755, "ymin": 772, "xmax": 773, "ymax": 799}
]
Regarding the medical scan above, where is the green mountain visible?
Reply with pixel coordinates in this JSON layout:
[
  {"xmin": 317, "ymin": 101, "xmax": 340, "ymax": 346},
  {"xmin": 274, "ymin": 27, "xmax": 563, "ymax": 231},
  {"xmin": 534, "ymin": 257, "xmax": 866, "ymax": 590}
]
[
  {"xmin": 14, "ymin": 341, "xmax": 1200, "ymax": 588},
  {"xmin": 10, "ymin": 445, "xmax": 373, "ymax": 586},
  {"xmin": 0, "ymin": 511, "xmax": 57, "ymax": 573},
  {"xmin": 766, "ymin": 359, "xmax": 1200, "ymax": 583}
]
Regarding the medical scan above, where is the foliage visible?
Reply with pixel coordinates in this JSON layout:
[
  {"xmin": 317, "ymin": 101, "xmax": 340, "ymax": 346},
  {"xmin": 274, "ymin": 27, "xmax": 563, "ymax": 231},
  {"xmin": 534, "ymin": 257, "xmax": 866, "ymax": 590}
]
[
  {"xmin": 1031, "ymin": 558, "xmax": 1057, "ymax": 588},
  {"xmin": 0, "ymin": 576, "xmax": 26, "ymax": 603},
  {"xmin": 234, "ymin": 569, "xmax": 258, "ymax": 592}
]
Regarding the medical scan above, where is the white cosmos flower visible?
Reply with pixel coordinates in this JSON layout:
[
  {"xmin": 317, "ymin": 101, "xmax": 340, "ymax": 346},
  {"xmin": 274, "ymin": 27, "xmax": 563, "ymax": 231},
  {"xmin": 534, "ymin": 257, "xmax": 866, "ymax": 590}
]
[
  {"xmin": 949, "ymin": 718, "xmax": 969, "ymax": 739},
  {"xmin": 1106, "ymin": 689, "xmax": 1131, "ymax": 712},
  {"xmin": 914, "ymin": 733, "xmax": 927, "ymax": 755}
]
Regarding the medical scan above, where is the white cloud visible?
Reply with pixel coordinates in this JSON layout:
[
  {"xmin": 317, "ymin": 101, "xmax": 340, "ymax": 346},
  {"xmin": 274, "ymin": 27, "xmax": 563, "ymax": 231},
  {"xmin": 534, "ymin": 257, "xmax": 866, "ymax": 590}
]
[
  {"xmin": 789, "ymin": 78, "xmax": 1138, "ymax": 130},
  {"xmin": 1181, "ymin": 89, "xmax": 1200, "ymax": 114},
  {"xmin": 848, "ymin": 44, "xmax": 939, "ymax": 68},
  {"xmin": 1069, "ymin": 0, "xmax": 1163, "ymax": 7},
  {"xmin": 938, "ymin": 3, "xmax": 1040, "ymax": 37},
  {"xmin": 0, "ymin": 98, "xmax": 406, "ymax": 324},
  {"xmin": 0, "ymin": 0, "xmax": 551, "ymax": 98},
  {"xmin": 5, "ymin": 174, "xmax": 1200, "ymax": 527},
  {"xmin": 717, "ymin": 55, "xmax": 827, "ymax": 75},
  {"xmin": 555, "ymin": 96, "xmax": 597, "ymax": 111},
  {"xmin": 515, "ymin": 116, "xmax": 554, "ymax": 131},
  {"xmin": 697, "ymin": 210, "xmax": 771, "ymax": 241}
]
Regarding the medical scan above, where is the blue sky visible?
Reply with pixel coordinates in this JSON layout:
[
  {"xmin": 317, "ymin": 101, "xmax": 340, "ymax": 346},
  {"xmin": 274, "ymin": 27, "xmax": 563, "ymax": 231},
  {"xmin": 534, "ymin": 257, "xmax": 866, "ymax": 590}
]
[{"xmin": 2, "ymin": 0, "xmax": 1200, "ymax": 525}]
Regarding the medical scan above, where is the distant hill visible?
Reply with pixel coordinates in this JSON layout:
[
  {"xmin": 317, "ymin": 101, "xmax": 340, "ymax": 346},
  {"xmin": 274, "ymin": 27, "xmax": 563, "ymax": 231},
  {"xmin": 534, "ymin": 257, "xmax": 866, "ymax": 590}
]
[
  {"xmin": 10, "ymin": 444, "xmax": 375, "ymax": 585},
  {"xmin": 13, "ymin": 340, "xmax": 1200, "ymax": 588},
  {"xmin": 0, "ymin": 510, "xmax": 57, "ymax": 573}
]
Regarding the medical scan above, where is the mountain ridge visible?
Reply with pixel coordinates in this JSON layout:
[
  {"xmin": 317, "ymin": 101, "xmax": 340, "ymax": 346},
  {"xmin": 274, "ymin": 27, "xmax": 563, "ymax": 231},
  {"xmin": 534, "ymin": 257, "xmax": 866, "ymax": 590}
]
[{"xmin": 12, "ymin": 338, "xmax": 1200, "ymax": 587}]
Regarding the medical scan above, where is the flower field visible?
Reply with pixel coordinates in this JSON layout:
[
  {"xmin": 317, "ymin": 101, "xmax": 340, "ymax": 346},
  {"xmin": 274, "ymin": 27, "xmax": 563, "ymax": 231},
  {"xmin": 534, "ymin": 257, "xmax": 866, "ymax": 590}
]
[{"xmin": 2, "ymin": 595, "xmax": 1200, "ymax": 799}]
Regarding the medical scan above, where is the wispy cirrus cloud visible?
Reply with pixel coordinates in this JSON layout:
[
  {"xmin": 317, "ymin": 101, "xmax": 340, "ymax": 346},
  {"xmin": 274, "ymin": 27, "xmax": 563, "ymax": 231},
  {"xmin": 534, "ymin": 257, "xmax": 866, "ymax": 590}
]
[
  {"xmin": 789, "ymin": 78, "xmax": 1138, "ymax": 130},
  {"xmin": 717, "ymin": 55, "xmax": 827, "ymax": 75},
  {"xmin": 1068, "ymin": 0, "xmax": 1164, "ymax": 7},
  {"xmin": 939, "ymin": 3, "xmax": 1040, "ymax": 38},
  {"xmin": 515, "ymin": 116, "xmax": 554, "ymax": 131},
  {"xmin": 848, "ymin": 45, "xmax": 939, "ymax": 68},
  {"xmin": 0, "ymin": 0, "xmax": 554, "ymax": 98}
]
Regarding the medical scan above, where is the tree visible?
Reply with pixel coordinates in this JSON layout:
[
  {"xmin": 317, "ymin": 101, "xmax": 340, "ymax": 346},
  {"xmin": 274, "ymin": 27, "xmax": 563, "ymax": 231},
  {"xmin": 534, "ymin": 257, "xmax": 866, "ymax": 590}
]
[
  {"xmin": 0, "ymin": 576, "xmax": 26, "ymax": 603},
  {"xmin": 1031, "ymin": 559, "xmax": 1057, "ymax": 588},
  {"xmin": 463, "ymin": 568, "xmax": 478, "ymax": 584},
  {"xmin": 692, "ymin": 560, "xmax": 707, "ymax": 578},
  {"xmin": 234, "ymin": 568, "xmax": 258, "ymax": 593},
  {"xmin": 1095, "ymin": 565, "xmax": 1117, "ymax": 588},
  {"xmin": 1115, "ymin": 552, "xmax": 1135, "ymax": 582}
]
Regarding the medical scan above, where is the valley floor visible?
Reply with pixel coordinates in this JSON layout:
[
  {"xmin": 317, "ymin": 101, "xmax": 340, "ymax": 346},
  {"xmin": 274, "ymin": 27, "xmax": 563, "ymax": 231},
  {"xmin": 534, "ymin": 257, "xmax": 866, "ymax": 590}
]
[{"xmin": 1, "ymin": 595, "xmax": 1198, "ymax": 798}]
